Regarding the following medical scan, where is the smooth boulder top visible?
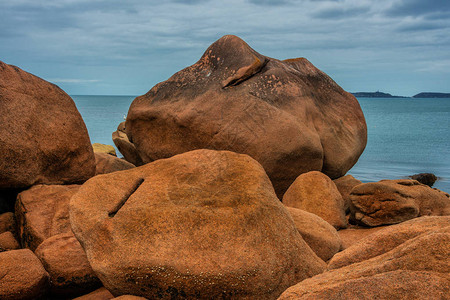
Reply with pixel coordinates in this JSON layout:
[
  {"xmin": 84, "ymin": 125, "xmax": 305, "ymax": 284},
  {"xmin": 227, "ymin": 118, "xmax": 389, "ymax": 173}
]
[
  {"xmin": 70, "ymin": 149, "xmax": 325, "ymax": 299},
  {"xmin": 0, "ymin": 61, "xmax": 95, "ymax": 189},
  {"xmin": 124, "ymin": 35, "xmax": 367, "ymax": 197}
]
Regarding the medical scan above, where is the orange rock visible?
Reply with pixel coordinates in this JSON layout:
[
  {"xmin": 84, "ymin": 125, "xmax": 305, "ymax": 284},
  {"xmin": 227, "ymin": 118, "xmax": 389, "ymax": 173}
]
[
  {"xmin": 333, "ymin": 174, "xmax": 362, "ymax": 213},
  {"xmin": 15, "ymin": 184, "xmax": 80, "ymax": 250},
  {"xmin": 337, "ymin": 225, "xmax": 385, "ymax": 250},
  {"xmin": 0, "ymin": 231, "xmax": 20, "ymax": 250},
  {"xmin": 112, "ymin": 122, "xmax": 143, "ymax": 166},
  {"xmin": 329, "ymin": 216, "xmax": 450, "ymax": 269},
  {"xmin": 0, "ymin": 249, "xmax": 50, "ymax": 299},
  {"xmin": 0, "ymin": 61, "xmax": 95, "ymax": 189},
  {"xmin": 283, "ymin": 171, "xmax": 347, "ymax": 229},
  {"xmin": 94, "ymin": 152, "xmax": 135, "ymax": 175},
  {"xmin": 70, "ymin": 149, "xmax": 326, "ymax": 299},
  {"xmin": 0, "ymin": 212, "xmax": 15, "ymax": 235},
  {"xmin": 350, "ymin": 179, "xmax": 450, "ymax": 226},
  {"xmin": 278, "ymin": 226, "xmax": 450, "ymax": 299},
  {"xmin": 35, "ymin": 232, "xmax": 101, "ymax": 297},
  {"xmin": 72, "ymin": 287, "xmax": 114, "ymax": 300},
  {"xmin": 123, "ymin": 35, "xmax": 367, "ymax": 197},
  {"xmin": 286, "ymin": 207, "xmax": 342, "ymax": 261}
]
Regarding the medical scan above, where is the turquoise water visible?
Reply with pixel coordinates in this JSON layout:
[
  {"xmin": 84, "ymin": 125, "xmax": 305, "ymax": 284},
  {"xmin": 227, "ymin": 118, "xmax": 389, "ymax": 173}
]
[{"xmin": 72, "ymin": 95, "xmax": 450, "ymax": 193}]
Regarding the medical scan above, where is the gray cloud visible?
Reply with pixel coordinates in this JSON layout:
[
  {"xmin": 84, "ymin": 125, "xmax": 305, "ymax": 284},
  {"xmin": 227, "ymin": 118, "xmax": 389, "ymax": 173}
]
[{"xmin": 387, "ymin": 0, "xmax": 450, "ymax": 17}]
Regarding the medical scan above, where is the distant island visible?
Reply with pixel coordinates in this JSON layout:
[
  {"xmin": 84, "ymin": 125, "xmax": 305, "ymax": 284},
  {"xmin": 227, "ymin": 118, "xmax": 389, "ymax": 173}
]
[
  {"xmin": 351, "ymin": 91, "xmax": 407, "ymax": 98},
  {"xmin": 413, "ymin": 92, "xmax": 450, "ymax": 98}
]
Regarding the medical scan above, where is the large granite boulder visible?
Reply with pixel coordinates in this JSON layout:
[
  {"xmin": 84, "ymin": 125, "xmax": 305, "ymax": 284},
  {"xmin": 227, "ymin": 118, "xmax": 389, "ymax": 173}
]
[
  {"xmin": 70, "ymin": 149, "xmax": 326, "ymax": 299},
  {"xmin": 0, "ymin": 249, "xmax": 50, "ymax": 300},
  {"xmin": 333, "ymin": 174, "xmax": 362, "ymax": 213},
  {"xmin": 0, "ymin": 61, "xmax": 95, "ymax": 189},
  {"xmin": 283, "ymin": 171, "xmax": 347, "ymax": 229},
  {"xmin": 94, "ymin": 152, "xmax": 135, "ymax": 175},
  {"xmin": 120, "ymin": 35, "xmax": 367, "ymax": 197},
  {"xmin": 278, "ymin": 226, "xmax": 450, "ymax": 299},
  {"xmin": 15, "ymin": 184, "xmax": 79, "ymax": 250},
  {"xmin": 350, "ymin": 179, "xmax": 450, "ymax": 226},
  {"xmin": 112, "ymin": 122, "xmax": 143, "ymax": 166}
]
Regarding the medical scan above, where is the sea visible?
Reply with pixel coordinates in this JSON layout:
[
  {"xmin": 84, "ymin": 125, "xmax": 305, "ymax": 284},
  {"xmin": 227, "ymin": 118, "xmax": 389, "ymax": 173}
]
[{"xmin": 72, "ymin": 95, "xmax": 450, "ymax": 193}]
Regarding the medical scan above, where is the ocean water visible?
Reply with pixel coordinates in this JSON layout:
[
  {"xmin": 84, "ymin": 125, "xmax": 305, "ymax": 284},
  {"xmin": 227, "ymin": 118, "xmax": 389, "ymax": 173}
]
[{"xmin": 72, "ymin": 95, "xmax": 450, "ymax": 193}]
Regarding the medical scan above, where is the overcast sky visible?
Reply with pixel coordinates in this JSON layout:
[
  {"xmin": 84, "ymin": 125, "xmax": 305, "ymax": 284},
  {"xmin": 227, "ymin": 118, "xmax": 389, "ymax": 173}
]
[{"xmin": 1, "ymin": 0, "xmax": 449, "ymax": 96}]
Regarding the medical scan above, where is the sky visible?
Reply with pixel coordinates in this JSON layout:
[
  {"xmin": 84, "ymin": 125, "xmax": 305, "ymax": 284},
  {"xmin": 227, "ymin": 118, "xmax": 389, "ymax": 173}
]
[{"xmin": 1, "ymin": 0, "xmax": 449, "ymax": 96}]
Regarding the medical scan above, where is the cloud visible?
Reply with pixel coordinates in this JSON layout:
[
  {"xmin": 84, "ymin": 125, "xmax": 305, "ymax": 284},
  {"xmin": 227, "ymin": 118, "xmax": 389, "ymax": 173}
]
[{"xmin": 386, "ymin": 0, "xmax": 450, "ymax": 17}]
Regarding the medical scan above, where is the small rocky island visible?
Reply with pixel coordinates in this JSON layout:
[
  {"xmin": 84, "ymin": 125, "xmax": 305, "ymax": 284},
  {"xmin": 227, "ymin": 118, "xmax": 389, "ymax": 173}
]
[
  {"xmin": 1, "ymin": 36, "xmax": 449, "ymax": 300},
  {"xmin": 413, "ymin": 92, "xmax": 450, "ymax": 98},
  {"xmin": 351, "ymin": 91, "xmax": 407, "ymax": 98}
]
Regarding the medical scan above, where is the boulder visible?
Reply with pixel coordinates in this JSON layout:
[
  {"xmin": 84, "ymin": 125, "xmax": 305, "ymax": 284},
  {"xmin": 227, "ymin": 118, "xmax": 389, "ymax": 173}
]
[
  {"xmin": 15, "ymin": 184, "xmax": 79, "ymax": 250},
  {"xmin": 70, "ymin": 149, "xmax": 326, "ymax": 299},
  {"xmin": 95, "ymin": 152, "xmax": 135, "ymax": 175},
  {"xmin": 333, "ymin": 174, "xmax": 362, "ymax": 213},
  {"xmin": 0, "ymin": 61, "xmax": 95, "ymax": 189},
  {"xmin": 35, "ymin": 232, "xmax": 101, "ymax": 297},
  {"xmin": 72, "ymin": 287, "xmax": 114, "ymax": 300},
  {"xmin": 286, "ymin": 207, "xmax": 342, "ymax": 261},
  {"xmin": 122, "ymin": 35, "xmax": 367, "ymax": 197},
  {"xmin": 112, "ymin": 122, "xmax": 143, "ymax": 166},
  {"xmin": 93, "ymin": 143, "xmax": 117, "ymax": 156},
  {"xmin": 329, "ymin": 216, "xmax": 450, "ymax": 269},
  {"xmin": 0, "ymin": 212, "xmax": 15, "ymax": 235},
  {"xmin": 350, "ymin": 179, "xmax": 450, "ymax": 226},
  {"xmin": 283, "ymin": 171, "xmax": 347, "ymax": 229},
  {"xmin": 0, "ymin": 231, "xmax": 20, "ymax": 250},
  {"xmin": 337, "ymin": 225, "xmax": 385, "ymax": 250},
  {"xmin": 409, "ymin": 172, "xmax": 437, "ymax": 187},
  {"xmin": 0, "ymin": 249, "xmax": 50, "ymax": 300},
  {"xmin": 112, "ymin": 296, "xmax": 148, "ymax": 300},
  {"xmin": 278, "ymin": 227, "xmax": 450, "ymax": 299}
]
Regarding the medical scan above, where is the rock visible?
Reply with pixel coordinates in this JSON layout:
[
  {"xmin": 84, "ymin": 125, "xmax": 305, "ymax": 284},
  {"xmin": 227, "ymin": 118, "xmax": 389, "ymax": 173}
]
[
  {"xmin": 409, "ymin": 172, "xmax": 437, "ymax": 187},
  {"xmin": 333, "ymin": 174, "xmax": 362, "ymax": 213},
  {"xmin": 0, "ymin": 212, "xmax": 16, "ymax": 235},
  {"xmin": 112, "ymin": 122, "xmax": 143, "ymax": 166},
  {"xmin": 70, "ymin": 149, "xmax": 326, "ymax": 299},
  {"xmin": 122, "ymin": 35, "xmax": 367, "ymax": 197},
  {"xmin": 283, "ymin": 171, "xmax": 347, "ymax": 229},
  {"xmin": 0, "ymin": 249, "xmax": 50, "ymax": 300},
  {"xmin": 329, "ymin": 216, "xmax": 450, "ymax": 269},
  {"xmin": 278, "ymin": 227, "xmax": 450, "ymax": 299},
  {"xmin": 350, "ymin": 179, "xmax": 450, "ymax": 226},
  {"xmin": 112, "ymin": 296, "xmax": 148, "ymax": 300},
  {"xmin": 0, "ymin": 61, "xmax": 95, "ymax": 189},
  {"xmin": 35, "ymin": 232, "xmax": 101, "ymax": 297},
  {"xmin": 72, "ymin": 287, "xmax": 114, "ymax": 300},
  {"xmin": 337, "ymin": 225, "xmax": 386, "ymax": 250},
  {"xmin": 0, "ymin": 231, "xmax": 20, "ymax": 250},
  {"xmin": 95, "ymin": 152, "xmax": 136, "ymax": 175},
  {"xmin": 15, "ymin": 184, "xmax": 80, "ymax": 250},
  {"xmin": 286, "ymin": 207, "xmax": 342, "ymax": 261},
  {"xmin": 93, "ymin": 143, "xmax": 117, "ymax": 156}
]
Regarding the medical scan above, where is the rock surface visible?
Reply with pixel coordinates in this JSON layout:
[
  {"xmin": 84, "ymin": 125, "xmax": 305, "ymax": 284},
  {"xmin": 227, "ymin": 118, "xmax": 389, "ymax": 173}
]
[
  {"xmin": 93, "ymin": 143, "xmax": 117, "ymax": 156},
  {"xmin": 0, "ymin": 212, "xmax": 15, "ymax": 235},
  {"xmin": 35, "ymin": 232, "xmax": 101, "ymax": 297},
  {"xmin": 94, "ymin": 152, "xmax": 135, "ymax": 175},
  {"xmin": 72, "ymin": 287, "xmax": 114, "ymax": 300},
  {"xmin": 286, "ymin": 207, "xmax": 342, "ymax": 261},
  {"xmin": 0, "ymin": 61, "xmax": 95, "ymax": 189},
  {"xmin": 112, "ymin": 122, "xmax": 143, "ymax": 166},
  {"xmin": 409, "ymin": 172, "xmax": 437, "ymax": 187},
  {"xmin": 329, "ymin": 216, "xmax": 450, "ymax": 269},
  {"xmin": 15, "ymin": 184, "xmax": 79, "ymax": 250},
  {"xmin": 283, "ymin": 171, "xmax": 347, "ymax": 229},
  {"xmin": 0, "ymin": 231, "xmax": 20, "ymax": 250},
  {"xmin": 122, "ymin": 35, "xmax": 367, "ymax": 197},
  {"xmin": 333, "ymin": 174, "xmax": 362, "ymax": 213},
  {"xmin": 0, "ymin": 249, "xmax": 50, "ymax": 300},
  {"xmin": 278, "ymin": 226, "xmax": 450, "ymax": 299},
  {"xmin": 350, "ymin": 179, "xmax": 450, "ymax": 226},
  {"xmin": 337, "ymin": 225, "xmax": 385, "ymax": 250},
  {"xmin": 70, "ymin": 149, "xmax": 325, "ymax": 299}
]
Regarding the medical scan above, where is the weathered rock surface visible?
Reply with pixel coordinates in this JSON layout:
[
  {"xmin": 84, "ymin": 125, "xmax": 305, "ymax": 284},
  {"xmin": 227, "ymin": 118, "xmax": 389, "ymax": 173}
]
[
  {"xmin": 95, "ymin": 152, "xmax": 135, "ymax": 175},
  {"xmin": 329, "ymin": 216, "xmax": 450, "ymax": 269},
  {"xmin": 0, "ymin": 231, "xmax": 20, "ymax": 250},
  {"xmin": 15, "ymin": 184, "xmax": 79, "ymax": 250},
  {"xmin": 286, "ymin": 207, "xmax": 342, "ymax": 261},
  {"xmin": 0, "ymin": 249, "xmax": 50, "ymax": 300},
  {"xmin": 337, "ymin": 225, "xmax": 385, "ymax": 250},
  {"xmin": 409, "ymin": 172, "xmax": 437, "ymax": 187},
  {"xmin": 278, "ymin": 227, "xmax": 450, "ymax": 299},
  {"xmin": 112, "ymin": 296, "xmax": 148, "ymax": 300},
  {"xmin": 350, "ymin": 179, "xmax": 450, "ymax": 226},
  {"xmin": 333, "ymin": 174, "xmax": 362, "ymax": 213},
  {"xmin": 0, "ymin": 61, "xmax": 95, "ymax": 189},
  {"xmin": 93, "ymin": 143, "xmax": 117, "ymax": 156},
  {"xmin": 35, "ymin": 232, "xmax": 101, "ymax": 297},
  {"xmin": 122, "ymin": 35, "xmax": 367, "ymax": 197},
  {"xmin": 72, "ymin": 287, "xmax": 114, "ymax": 300},
  {"xmin": 283, "ymin": 171, "xmax": 347, "ymax": 229},
  {"xmin": 0, "ymin": 212, "xmax": 15, "ymax": 235},
  {"xmin": 112, "ymin": 122, "xmax": 143, "ymax": 166},
  {"xmin": 71, "ymin": 149, "xmax": 325, "ymax": 299}
]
